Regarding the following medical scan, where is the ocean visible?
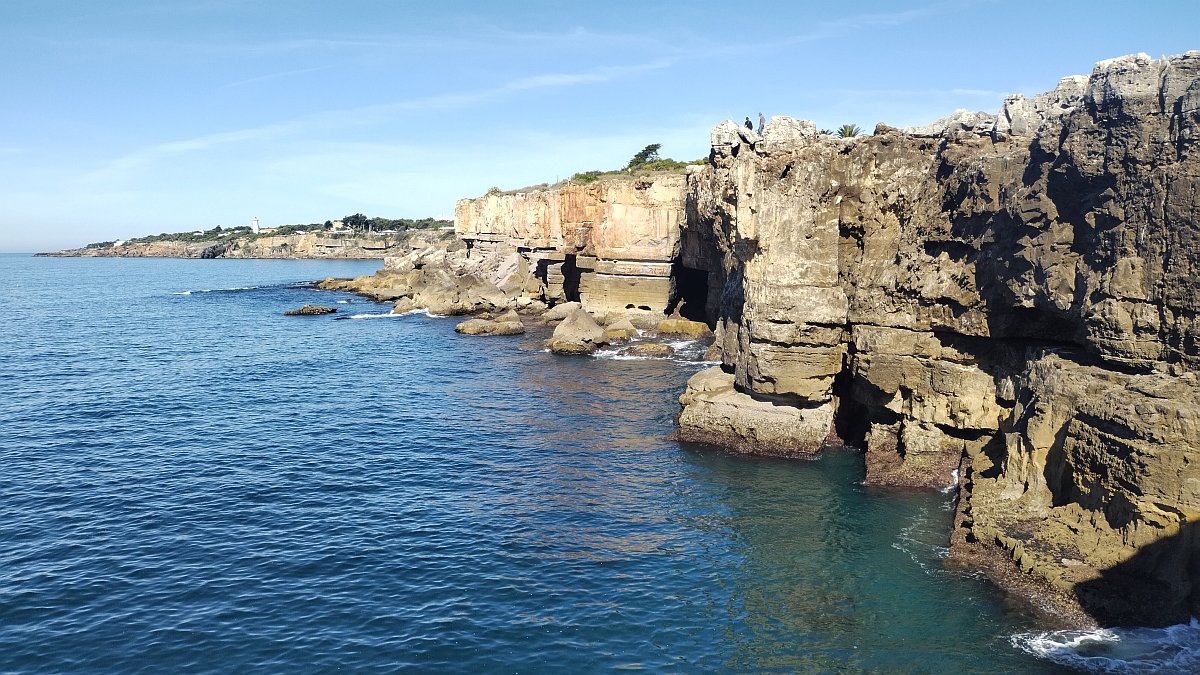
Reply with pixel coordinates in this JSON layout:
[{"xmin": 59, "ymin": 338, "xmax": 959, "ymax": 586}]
[{"xmin": 1, "ymin": 253, "xmax": 1194, "ymax": 673}]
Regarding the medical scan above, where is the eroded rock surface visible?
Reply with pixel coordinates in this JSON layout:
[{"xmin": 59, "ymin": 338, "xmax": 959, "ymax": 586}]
[{"xmin": 679, "ymin": 51, "xmax": 1200, "ymax": 625}]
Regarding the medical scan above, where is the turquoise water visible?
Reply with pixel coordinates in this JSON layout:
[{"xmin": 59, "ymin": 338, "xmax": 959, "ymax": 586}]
[{"xmin": 0, "ymin": 254, "xmax": 1102, "ymax": 672}]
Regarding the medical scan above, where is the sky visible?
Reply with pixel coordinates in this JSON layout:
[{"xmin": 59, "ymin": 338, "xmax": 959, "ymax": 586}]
[{"xmin": 0, "ymin": 0, "xmax": 1195, "ymax": 252}]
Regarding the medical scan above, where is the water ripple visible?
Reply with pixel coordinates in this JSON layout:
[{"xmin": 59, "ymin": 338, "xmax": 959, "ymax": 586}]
[{"xmin": 0, "ymin": 255, "xmax": 1077, "ymax": 673}]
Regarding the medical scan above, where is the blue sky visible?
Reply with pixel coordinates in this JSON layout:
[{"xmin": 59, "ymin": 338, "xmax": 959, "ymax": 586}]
[{"xmin": 1, "ymin": 0, "xmax": 1195, "ymax": 251}]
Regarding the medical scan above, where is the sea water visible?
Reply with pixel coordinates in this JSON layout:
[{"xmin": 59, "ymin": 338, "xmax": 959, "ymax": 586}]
[{"xmin": 1, "ymin": 253, "xmax": 1195, "ymax": 673}]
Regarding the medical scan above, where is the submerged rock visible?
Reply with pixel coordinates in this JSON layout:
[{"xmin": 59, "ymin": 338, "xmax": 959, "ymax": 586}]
[
  {"xmin": 284, "ymin": 304, "xmax": 337, "ymax": 316},
  {"xmin": 455, "ymin": 309, "xmax": 526, "ymax": 336}
]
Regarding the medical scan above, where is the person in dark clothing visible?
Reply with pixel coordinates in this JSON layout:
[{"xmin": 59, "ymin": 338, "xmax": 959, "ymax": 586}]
[{"xmin": 744, "ymin": 117, "xmax": 753, "ymax": 130}]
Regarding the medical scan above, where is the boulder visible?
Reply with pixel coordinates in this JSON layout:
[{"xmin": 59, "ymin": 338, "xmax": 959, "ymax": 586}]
[
  {"xmin": 656, "ymin": 317, "xmax": 713, "ymax": 338},
  {"xmin": 620, "ymin": 342, "xmax": 675, "ymax": 358},
  {"xmin": 455, "ymin": 317, "xmax": 525, "ymax": 336},
  {"xmin": 546, "ymin": 307, "xmax": 606, "ymax": 355},
  {"xmin": 542, "ymin": 301, "xmax": 582, "ymax": 322},
  {"xmin": 603, "ymin": 317, "xmax": 639, "ymax": 343},
  {"xmin": 391, "ymin": 297, "xmax": 416, "ymax": 314}
]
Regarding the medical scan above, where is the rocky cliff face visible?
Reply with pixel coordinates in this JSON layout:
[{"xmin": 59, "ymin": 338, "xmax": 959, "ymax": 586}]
[
  {"xmin": 454, "ymin": 175, "xmax": 689, "ymax": 319},
  {"xmin": 678, "ymin": 51, "xmax": 1200, "ymax": 625}
]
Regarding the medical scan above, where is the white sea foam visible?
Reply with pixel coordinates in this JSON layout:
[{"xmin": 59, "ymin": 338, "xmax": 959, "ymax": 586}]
[
  {"xmin": 172, "ymin": 285, "xmax": 260, "ymax": 295},
  {"xmin": 1012, "ymin": 619, "xmax": 1200, "ymax": 673},
  {"xmin": 892, "ymin": 511, "xmax": 951, "ymax": 577},
  {"xmin": 940, "ymin": 468, "xmax": 960, "ymax": 495},
  {"xmin": 347, "ymin": 308, "xmax": 430, "ymax": 319}
]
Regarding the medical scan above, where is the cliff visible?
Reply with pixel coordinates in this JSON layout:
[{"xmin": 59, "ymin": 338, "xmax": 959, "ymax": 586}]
[
  {"xmin": 441, "ymin": 51, "xmax": 1200, "ymax": 626},
  {"xmin": 677, "ymin": 51, "xmax": 1200, "ymax": 626},
  {"xmin": 41, "ymin": 231, "xmax": 427, "ymax": 259},
  {"xmin": 455, "ymin": 175, "xmax": 689, "ymax": 317}
]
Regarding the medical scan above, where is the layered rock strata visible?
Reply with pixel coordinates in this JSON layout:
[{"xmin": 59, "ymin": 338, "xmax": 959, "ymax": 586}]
[
  {"xmin": 454, "ymin": 175, "xmax": 688, "ymax": 319},
  {"xmin": 677, "ymin": 52, "xmax": 1200, "ymax": 625}
]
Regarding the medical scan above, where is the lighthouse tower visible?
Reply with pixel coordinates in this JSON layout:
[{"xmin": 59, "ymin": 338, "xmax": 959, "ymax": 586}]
[{"xmin": 252, "ymin": 216, "xmax": 260, "ymax": 234}]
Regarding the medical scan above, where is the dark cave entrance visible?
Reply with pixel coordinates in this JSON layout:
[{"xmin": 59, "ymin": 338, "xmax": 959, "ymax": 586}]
[
  {"xmin": 561, "ymin": 254, "xmax": 581, "ymax": 302},
  {"xmin": 669, "ymin": 264, "xmax": 711, "ymax": 324}
]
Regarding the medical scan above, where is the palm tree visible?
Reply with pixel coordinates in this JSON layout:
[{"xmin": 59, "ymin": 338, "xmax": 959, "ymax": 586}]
[{"xmin": 837, "ymin": 124, "xmax": 863, "ymax": 138}]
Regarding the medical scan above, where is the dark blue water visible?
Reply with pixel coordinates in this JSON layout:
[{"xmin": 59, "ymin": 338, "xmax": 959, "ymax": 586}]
[{"xmin": 0, "ymin": 254, "xmax": 1095, "ymax": 672}]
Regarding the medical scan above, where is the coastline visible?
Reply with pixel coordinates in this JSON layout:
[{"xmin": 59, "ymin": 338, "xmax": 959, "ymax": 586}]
[
  {"xmin": 38, "ymin": 229, "xmax": 454, "ymax": 261},
  {"xmin": 305, "ymin": 51, "xmax": 1200, "ymax": 630}
]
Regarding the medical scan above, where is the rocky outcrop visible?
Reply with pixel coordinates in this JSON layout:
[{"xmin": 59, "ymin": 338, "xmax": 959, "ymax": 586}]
[
  {"xmin": 284, "ymin": 304, "xmax": 337, "ymax": 316},
  {"xmin": 677, "ymin": 51, "xmax": 1200, "ymax": 625},
  {"xmin": 316, "ymin": 232, "xmax": 529, "ymax": 316}
]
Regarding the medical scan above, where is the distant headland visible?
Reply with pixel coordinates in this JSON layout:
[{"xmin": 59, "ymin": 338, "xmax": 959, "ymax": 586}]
[{"xmin": 37, "ymin": 214, "xmax": 454, "ymax": 260}]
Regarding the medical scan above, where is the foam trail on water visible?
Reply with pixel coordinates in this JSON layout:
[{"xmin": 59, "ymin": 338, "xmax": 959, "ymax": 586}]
[
  {"xmin": 1012, "ymin": 618, "xmax": 1200, "ymax": 673},
  {"xmin": 172, "ymin": 285, "xmax": 264, "ymax": 295},
  {"xmin": 347, "ymin": 308, "xmax": 432, "ymax": 319}
]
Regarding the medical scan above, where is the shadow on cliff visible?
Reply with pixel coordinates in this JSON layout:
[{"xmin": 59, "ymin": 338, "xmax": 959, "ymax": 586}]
[{"xmin": 1073, "ymin": 520, "xmax": 1200, "ymax": 627}]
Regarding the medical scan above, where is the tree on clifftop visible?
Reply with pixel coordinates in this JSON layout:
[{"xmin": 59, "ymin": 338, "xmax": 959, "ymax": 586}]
[
  {"xmin": 837, "ymin": 124, "xmax": 863, "ymax": 138},
  {"xmin": 341, "ymin": 213, "xmax": 369, "ymax": 231},
  {"xmin": 625, "ymin": 143, "xmax": 662, "ymax": 171}
]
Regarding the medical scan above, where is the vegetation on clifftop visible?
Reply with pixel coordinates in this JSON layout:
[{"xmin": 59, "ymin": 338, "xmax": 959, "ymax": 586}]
[
  {"xmin": 569, "ymin": 143, "xmax": 706, "ymax": 185},
  {"xmin": 85, "ymin": 214, "xmax": 453, "ymax": 249}
]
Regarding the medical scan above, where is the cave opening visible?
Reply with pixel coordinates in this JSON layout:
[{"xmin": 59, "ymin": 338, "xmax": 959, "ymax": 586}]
[
  {"xmin": 669, "ymin": 264, "xmax": 711, "ymax": 323},
  {"xmin": 561, "ymin": 254, "xmax": 581, "ymax": 302}
]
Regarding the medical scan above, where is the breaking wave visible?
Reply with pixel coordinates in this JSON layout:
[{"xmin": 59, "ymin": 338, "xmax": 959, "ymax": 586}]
[
  {"xmin": 1012, "ymin": 619, "xmax": 1200, "ymax": 673},
  {"xmin": 591, "ymin": 337, "xmax": 713, "ymax": 365}
]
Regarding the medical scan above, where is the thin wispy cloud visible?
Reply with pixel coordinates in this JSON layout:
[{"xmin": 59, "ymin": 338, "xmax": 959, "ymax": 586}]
[
  {"xmin": 951, "ymin": 88, "xmax": 1010, "ymax": 97},
  {"xmin": 223, "ymin": 66, "xmax": 331, "ymax": 88},
  {"xmin": 830, "ymin": 87, "xmax": 1009, "ymax": 99},
  {"xmin": 85, "ymin": 59, "xmax": 673, "ymax": 182}
]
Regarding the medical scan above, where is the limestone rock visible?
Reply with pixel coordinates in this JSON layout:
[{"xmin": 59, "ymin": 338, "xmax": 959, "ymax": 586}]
[
  {"xmin": 546, "ymin": 307, "xmax": 606, "ymax": 355},
  {"xmin": 619, "ymin": 342, "xmax": 674, "ymax": 358},
  {"xmin": 541, "ymin": 301, "xmax": 581, "ymax": 322},
  {"xmin": 677, "ymin": 53, "xmax": 1200, "ymax": 623},
  {"xmin": 677, "ymin": 367, "xmax": 832, "ymax": 456},
  {"xmin": 455, "ymin": 316, "xmax": 525, "ymax": 336},
  {"xmin": 602, "ymin": 317, "xmax": 639, "ymax": 343},
  {"xmin": 655, "ymin": 317, "xmax": 713, "ymax": 338}
]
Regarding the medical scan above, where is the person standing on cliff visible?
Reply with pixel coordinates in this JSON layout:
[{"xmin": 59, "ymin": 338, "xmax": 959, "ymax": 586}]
[
  {"xmin": 744, "ymin": 117, "xmax": 753, "ymax": 130},
  {"xmin": 757, "ymin": 112, "xmax": 766, "ymax": 134}
]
